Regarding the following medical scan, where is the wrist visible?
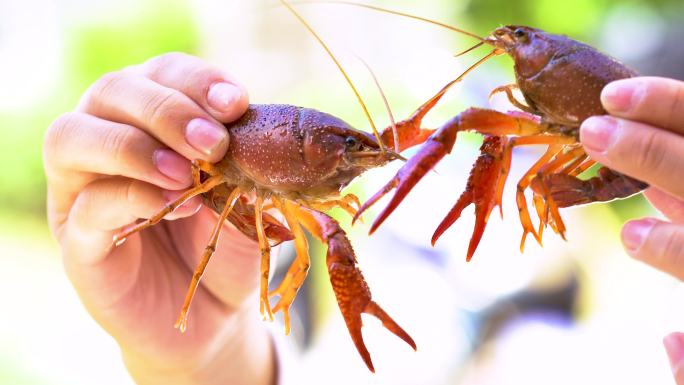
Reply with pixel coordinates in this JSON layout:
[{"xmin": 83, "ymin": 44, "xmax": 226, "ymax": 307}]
[{"xmin": 121, "ymin": 307, "xmax": 276, "ymax": 385}]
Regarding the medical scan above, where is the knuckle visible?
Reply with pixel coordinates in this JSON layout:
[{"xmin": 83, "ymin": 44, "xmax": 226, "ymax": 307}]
[
  {"xmin": 660, "ymin": 226, "xmax": 684, "ymax": 268},
  {"xmin": 632, "ymin": 128, "xmax": 667, "ymax": 178},
  {"xmin": 140, "ymin": 88, "xmax": 181, "ymax": 126},
  {"xmin": 44, "ymin": 112, "xmax": 80, "ymax": 164},
  {"xmin": 100, "ymin": 124, "xmax": 144, "ymax": 167},
  {"xmin": 666, "ymin": 81, "xmax": 684, "ymax": 130},
  {"xmin": 71, "ymin": 181, "xmax": 99, "ymax": 222},
  {"xmin": 86, "ymin": 71, "xmax": 124, "ymax": 105},
  {"xmin": 143, "ymin": 52, "xmax": 189, "ymax": 79}
]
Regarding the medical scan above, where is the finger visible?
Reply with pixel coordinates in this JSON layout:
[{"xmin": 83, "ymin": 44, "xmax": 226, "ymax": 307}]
[
  {"xmin": 601, "ymin": 77, "xmax": 684, "ymax": 134},
  {"xmin": 44, "ymin": 112, "xmax": 192, "ymax": 189},
  {"xmin": 580, "ymin": 116, "xmax": 684, "ymax": 199},
  {"xmin": 644, "ymin": 188, "xmax": 684, "ymax": 224},
  {"xmin": 78, "ymin": 70, "xmax": 229, "ymax": 162},
  {"xmin": 44, "ymin": 112, "xmax": 194, "ymax": 230},
  {"xmin": 665, "ymin": 333, "xmax": 684, "ymax": 385},
  {"xmin": 621, "ymin": 218, "xmax": 684, "ymax": 280},
  {"xmin": 65, "ymin": 177, "xmax": 202, "ymax": 262},
  {"xmin": 140, "ymin": 52, "xmax": 249, "ymax": 122}
]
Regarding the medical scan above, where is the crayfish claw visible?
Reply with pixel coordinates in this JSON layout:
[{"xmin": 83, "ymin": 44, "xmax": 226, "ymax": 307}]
[
  {"xmin": 432, "ymin": 136, "xmax": 509, "ymax": 261},
  {"xmin": 364, "ymin": 301, "xmax": 417, "ymax": 351},
  {"xmin": 295, "ymin": 206, "xmax": 415, "ymax": 371}
]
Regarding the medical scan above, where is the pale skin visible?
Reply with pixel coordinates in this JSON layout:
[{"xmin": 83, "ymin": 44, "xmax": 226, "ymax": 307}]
[
  {"xmin": 579, "ymin": 76, "xmax": 684, "ymax": 385},
  {"xmin": 43, "ymin": 53, "xmax": 275, "ymax": 385}
]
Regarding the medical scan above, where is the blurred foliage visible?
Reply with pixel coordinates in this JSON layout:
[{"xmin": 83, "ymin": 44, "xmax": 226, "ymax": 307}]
[
  {"xmin": 0, "ymin": 0, "xmax": 197, "ymax": 220},
  {"xmin": 464, "ymin": 0, "xmax": 681, "ymax": 41}
]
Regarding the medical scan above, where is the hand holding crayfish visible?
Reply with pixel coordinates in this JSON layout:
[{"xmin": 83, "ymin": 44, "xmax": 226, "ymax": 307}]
[
  {"xmin": 43, "ymin": 53, "xmax": 277, "ymax": 385},
  {"xmin": 580, "ymin": 76, "xmax": 684, "ymax": 383}
]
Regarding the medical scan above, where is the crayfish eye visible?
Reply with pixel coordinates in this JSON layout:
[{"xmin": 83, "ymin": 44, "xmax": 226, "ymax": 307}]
[
  {"xmin": 513, "ymin": 28, "xmax": 527, "ymax": 40},
  {"xmin": 345, "ymin": 136, "xmax": 361, "ymax": 150}
]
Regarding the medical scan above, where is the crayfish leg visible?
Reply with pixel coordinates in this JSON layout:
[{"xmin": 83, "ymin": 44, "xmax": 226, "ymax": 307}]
[
  {"xmin": 254, "ymin": 192, "xmax": 274, "ymax": 321},
  {"xmin": 191, "ymin": 158, "xmax": 218, "ymax": 186},
  {"xmin": 513, "ymin": 135, "xmax": 576, "ymax": 251},
  {"xmin": 528, "ymin": 146, "xmax": 586, "ymax": 240},
  {"xmin": 304, "ymin": 193, "xmax": 362, "ymax": 220},
  {"xmin": 534, "ymin": 165, "xmax": 649, "ymax": 210},
  {"xmin": 489, "ymin": 84, "xmax": 537, "ymax": 114},
  {"xmin": 294, "ymin": 205, "xmax": 416, "ymax": 372},
  {"xmin": 113, "ymin": 175, "xmax": 225, "ymax": 245},
  {"xmin": 268, "ymin": 199, "xmax": 310, "ymax": 335},
  {"xmin": 205, "ymin": 192, "xmax": 293, "ymax": 247},
  {"xmin": 174, "ymin": 187, "xmax": 241, "ymax": 332}
]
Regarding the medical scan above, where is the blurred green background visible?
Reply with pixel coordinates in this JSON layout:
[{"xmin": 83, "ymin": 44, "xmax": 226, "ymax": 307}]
[{"xmin": 1, "ymin": 0, "xmax": 683, "ymax": 384}]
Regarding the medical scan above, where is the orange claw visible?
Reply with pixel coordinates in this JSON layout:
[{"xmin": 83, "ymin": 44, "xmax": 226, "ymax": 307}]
[
  {"xmin": 354, "ymin": 115, "xmax": 461, "ymax": 232},
  {"xmin": 431, "ymin": 136, "xmax": 509, "ymax": 261},
  {"xmin": 296, "ymin": 206, "xmax": 416, "ymax": 372}
]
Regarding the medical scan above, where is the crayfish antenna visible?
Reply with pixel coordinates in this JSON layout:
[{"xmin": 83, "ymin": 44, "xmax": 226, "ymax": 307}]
[
  {"xmin": 278, "ymin": 0, "xmax": 386, "ymax": 152},
  {"xmin": 288, "ymin": 0, "xmax": 487, "ymax": 42},
  {"xmin": 356, "ymin": 55, "xmax": 399, "ymax": 153},
  {"xmin": 454, "ymin": 41, "xmax": 485, "ymax": 57}
]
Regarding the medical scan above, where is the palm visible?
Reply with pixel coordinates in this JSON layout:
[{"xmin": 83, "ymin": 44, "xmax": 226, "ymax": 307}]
[{"xmin": 92, "ymin": 206, "xmax": 261, "ymax": 364}]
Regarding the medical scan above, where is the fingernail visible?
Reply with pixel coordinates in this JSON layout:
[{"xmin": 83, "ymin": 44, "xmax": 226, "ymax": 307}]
[
  {"xmin": 185, "ymin": 118, "xmax": 227, "ymax": 155},
  {"xmin": 622, "ymin": 218, "xmax": 656, "ymax": 253},
  {"xmin": 162, "ymin": 190, "xmax": 201, "ymax": 215},
  {"xmin": 207, "ymin": 82, "xmax": 242, "ymax": 112},
  {"xmin": 153, "ymin": 149, "xmax": 191, "ymax": 185},
  {"xmin": 664, "ymin": 333, "xmax": 684, "ymax": 372},
  {"xmin": 602, "ymin": 81, "xmax": 640, "ymax": 112},
  {"xmin": 580, "ymin": 116, "xmax": 619, "ymax": 153},
  {"xmin": 162, "ymin": 189, "xmax": 184, "ymax": 202}
]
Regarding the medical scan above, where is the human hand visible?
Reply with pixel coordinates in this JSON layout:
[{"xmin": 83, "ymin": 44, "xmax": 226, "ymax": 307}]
[
  {"xmin": 579, "ymin": 76, "xmax": 684, "ymax": 384},
  {"xmin": 43, "ymin": 53, "xmax": 274, "ymax": 385}
]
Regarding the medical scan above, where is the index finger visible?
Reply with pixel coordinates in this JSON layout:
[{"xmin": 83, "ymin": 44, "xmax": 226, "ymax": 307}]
[
  {"xmin": 601, "ymin": 76, "xmax": 684, "ymax": 134},
  {"xmin": 141, "ymin": 53, "xmax": 249, "ymax": 123}
]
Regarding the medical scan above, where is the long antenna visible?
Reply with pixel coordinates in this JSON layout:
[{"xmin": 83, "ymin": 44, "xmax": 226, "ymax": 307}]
[
  {"xmin": 355, "ymin": 55, "xmax": 399, "ymax": 153},
  {"xmin": 279, "ymin": 0, "xmax": 386, "ymax": 152},
  {"xmin": 415, "ymin": 49, "xmax": 503, "ymax": 121},
  {"xmin": 454, "ymin": 42, "xmax": 485, "ymax": 58},
  {"xmin": 288, "ymin": 0, "xmax": 487, "ymax": 42}
]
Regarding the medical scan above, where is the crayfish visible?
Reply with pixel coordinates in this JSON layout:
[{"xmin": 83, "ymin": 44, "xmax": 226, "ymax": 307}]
[
  {"xmin": 112, "ymin": 1, "xmax": 426, "ymax": 372},
  {"xmin": 322, "ymin": 2, "xmax": 650, "ymax": 261},
  {"xmin": 112, "ymin": 102, "xmax": 419, "ymax": 372}
]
